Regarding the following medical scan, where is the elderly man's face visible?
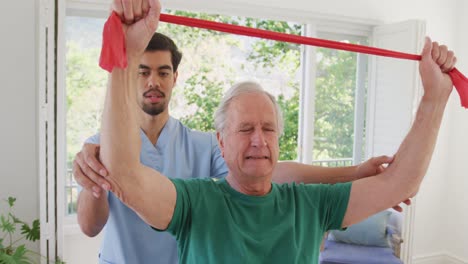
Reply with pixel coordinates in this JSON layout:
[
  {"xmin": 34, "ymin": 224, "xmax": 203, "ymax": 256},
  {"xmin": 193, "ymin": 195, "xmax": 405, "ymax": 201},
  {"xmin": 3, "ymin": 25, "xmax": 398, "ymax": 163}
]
[{"xmin": 218, "ymin": 92, "xmax": 280, "ymax": 180}]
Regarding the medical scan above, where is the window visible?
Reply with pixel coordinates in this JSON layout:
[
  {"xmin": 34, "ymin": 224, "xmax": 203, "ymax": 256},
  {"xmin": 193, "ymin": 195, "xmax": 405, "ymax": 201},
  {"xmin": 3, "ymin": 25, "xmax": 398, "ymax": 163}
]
[{"xmin": 311, "ymin": 33, "xmax": 368, "ymax": 166}]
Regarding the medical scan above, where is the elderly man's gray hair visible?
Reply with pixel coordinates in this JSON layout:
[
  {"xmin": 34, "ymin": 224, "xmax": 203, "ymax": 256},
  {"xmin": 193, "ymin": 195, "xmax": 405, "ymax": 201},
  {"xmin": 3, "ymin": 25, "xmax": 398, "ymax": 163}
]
[{"xmin": 214, "ymin": 81, "xmax": 284, "ymax": 137}]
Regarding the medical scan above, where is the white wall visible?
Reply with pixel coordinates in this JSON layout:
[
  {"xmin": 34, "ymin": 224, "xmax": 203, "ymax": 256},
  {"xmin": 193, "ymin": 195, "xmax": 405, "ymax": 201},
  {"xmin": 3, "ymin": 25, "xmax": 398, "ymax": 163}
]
[
  {"xmin": 63, "ymin": 231, "xmax": 102, "ymax": 264},
  {"xmin": 0, "ymin": 0, "xmax": 39, "ymax": 254},
  {"xmin": 1, "ymin": 0, "xmax": 466, "ymax": 262},
  {"xmin": 445, "ymin": 0, "xmax": 468, "ymax": 262}
]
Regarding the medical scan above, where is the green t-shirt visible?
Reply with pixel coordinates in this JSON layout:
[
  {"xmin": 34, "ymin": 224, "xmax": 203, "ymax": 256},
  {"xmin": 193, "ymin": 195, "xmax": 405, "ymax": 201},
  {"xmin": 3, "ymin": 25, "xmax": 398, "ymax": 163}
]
[{"xmin": 162, "ymin": 178, "xmax": 351, "ymax": 264}]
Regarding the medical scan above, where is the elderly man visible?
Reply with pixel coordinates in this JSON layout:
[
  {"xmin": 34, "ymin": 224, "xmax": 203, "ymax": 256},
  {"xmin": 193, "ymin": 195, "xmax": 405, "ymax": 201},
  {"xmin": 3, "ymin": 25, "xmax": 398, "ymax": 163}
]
[{"xmin": 98, "ymin": 0, "xmax": 455, "ymax": 263}]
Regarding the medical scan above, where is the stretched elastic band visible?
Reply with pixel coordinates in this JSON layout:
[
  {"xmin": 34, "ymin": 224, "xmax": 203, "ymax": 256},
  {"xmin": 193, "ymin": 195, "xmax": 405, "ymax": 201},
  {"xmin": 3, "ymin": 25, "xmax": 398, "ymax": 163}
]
[
  {"xmin": 159, "ymin": 14, "xmax": 468, "ymax": 108},
  {"xmin": 99, "ymin": 12, "xmax": 127, "ymax": 72},
  {"xmin": 99, "ymin": 12, "xmax": 468, "ymax": 108}
]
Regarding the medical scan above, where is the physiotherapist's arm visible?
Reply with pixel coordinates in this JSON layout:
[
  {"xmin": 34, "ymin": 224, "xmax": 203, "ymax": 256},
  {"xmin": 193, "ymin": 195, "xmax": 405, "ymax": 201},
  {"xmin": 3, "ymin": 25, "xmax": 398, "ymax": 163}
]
[
  {"xmin": 76, "ymin": 184, "xmax": 109, "ymax": 237},
  {"xmin": 74, "ymin": 137, "xmax": 110, "ymax": 237},
  {"xmin": 100, "ymin": 0, "xmax": 176, "ymax": 230},
  {"xmin": 272, "ymin": 157, "xmax": 391, "ymax": 184},
  {"xmin": 272, "ymin": 158, "xmax": 412, "ymax": 212}
]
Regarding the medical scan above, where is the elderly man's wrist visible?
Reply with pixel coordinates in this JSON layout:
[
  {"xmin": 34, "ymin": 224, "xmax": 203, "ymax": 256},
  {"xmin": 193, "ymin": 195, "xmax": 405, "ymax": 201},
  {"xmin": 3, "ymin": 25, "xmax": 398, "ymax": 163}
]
[
  {"xmin": 420, "ymin": 94, "xmax": 449, "ymax": 109},
  {"xmin": 127, "ymin": 56, "xmax": 141, "ymax": 68}
]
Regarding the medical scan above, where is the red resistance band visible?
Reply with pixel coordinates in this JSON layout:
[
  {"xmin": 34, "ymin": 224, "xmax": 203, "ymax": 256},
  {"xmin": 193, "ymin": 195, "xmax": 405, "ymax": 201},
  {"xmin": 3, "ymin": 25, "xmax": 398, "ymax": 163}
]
[
  {"xmin": 100, "ymin": 13, "xmax": 127, "ymax": 72},
  {"xmin": 99, "ymin": 12, "xmax": 468, "ymax": 108}
]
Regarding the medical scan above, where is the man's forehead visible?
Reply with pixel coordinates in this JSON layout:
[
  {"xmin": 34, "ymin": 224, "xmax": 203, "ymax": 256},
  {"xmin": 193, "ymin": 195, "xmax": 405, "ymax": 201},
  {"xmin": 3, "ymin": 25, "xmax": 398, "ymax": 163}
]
[
  {"xmin": 138, "ymin": 63, "xmax": 172, "ymax": 71},
  {"xmin": 237, "ymin": 120, "xmax": 276, "ymax": 127},
  {"xmin": 140, "ymin": 51, "xmax": 173, "ymax": 70},
  {"xmin": 231, "ymin": 94, "xmax": 275, "ymax": 112},
  {"xmin": 228, "ymin": 103, "xmax": 277, "ymax": 123}
]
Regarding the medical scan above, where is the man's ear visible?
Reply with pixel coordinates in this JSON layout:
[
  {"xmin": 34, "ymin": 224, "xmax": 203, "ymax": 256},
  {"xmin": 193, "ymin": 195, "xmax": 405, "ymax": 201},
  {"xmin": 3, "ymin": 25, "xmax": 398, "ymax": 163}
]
[
  {"xmin": 216, "ymin": 132, "xmax": 225, "ymax": 158},
  {"xmin": 173, "ymin": 70, "xmax": 178, "ymax": 84}
]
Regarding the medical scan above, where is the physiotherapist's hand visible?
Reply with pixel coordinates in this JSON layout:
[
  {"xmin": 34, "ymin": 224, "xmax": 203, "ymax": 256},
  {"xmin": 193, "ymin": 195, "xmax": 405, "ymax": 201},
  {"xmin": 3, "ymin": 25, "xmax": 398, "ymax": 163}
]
[
  {"xmin": 73, "ymin": 143, "xmax": 110, "ymax": 198},
  {"xmin": 392, "ymin": 199, "xmax": 411, "ymax": 213},
  {"xmin": 111, "ymin": 0, "xmax": 161, "ymax": 60},
  {"xmin": 355, "ymin": 155, "xmax": 394, "ymax": 179}
]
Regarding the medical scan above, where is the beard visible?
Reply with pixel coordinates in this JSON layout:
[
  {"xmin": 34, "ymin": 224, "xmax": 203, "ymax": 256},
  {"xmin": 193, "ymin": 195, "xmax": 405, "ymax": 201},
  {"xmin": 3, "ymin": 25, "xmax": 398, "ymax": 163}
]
[
  {"xmin": 141, "ymin": 88, "xmax": 167, "ymax": 116},
  {"xmin": 142, "ymin": 102, "xmax": 166, "ymax": 116}
]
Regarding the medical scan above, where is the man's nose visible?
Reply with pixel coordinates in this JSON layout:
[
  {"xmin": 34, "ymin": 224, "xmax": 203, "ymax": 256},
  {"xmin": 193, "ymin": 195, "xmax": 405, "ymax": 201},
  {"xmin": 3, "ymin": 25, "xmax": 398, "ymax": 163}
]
[
  {"xmin": 148, "ymin": 73, "xmax": 160, "ymax": 88},
  {"xmin": 251, "ymin": 130, "xmax": 267, "ymax": 147}
]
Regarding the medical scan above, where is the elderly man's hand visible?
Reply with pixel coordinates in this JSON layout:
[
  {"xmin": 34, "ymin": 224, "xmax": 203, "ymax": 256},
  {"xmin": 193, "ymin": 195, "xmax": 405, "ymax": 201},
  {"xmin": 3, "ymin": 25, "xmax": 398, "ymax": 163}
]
[
  {"xmin": 419, "ymin": 37, "xmax": 456, "ymax": 104},
  {"xmin": 111, "ymin": 0, "xmax": 161, "ymax": 60}
]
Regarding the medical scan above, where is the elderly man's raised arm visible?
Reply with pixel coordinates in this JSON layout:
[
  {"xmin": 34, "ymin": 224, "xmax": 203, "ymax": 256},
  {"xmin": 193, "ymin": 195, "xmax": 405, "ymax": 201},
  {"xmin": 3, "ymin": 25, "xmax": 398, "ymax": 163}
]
[
  {"xmin": 99, "ymin": 0, "xmax": 176, "ymax": 230},
  {"xmin": 342, "ymin": 38, "xmax": 456, "ymax": 227}
]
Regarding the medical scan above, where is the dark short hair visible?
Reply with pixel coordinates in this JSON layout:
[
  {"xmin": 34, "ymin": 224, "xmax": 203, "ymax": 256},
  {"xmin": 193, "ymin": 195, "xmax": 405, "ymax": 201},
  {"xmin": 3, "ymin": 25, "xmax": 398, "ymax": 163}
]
[{"xmin": 145, "ymin": 32, "xmax": 183, "ymax": 72}]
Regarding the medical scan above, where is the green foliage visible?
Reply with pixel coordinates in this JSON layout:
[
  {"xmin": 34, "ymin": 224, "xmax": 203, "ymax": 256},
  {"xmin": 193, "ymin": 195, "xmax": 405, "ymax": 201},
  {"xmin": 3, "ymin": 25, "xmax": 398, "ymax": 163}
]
[
  {"xmin": 159, "ymin": 10, "xmax": 231, "ymax": 48},
  {"xmin": 313, "ymin": 48, "xmax": 357, "ymax": 159},
  {"xmin": 0, "ymin": 245, "xmax": 30, "ymax": 264},
  {"xmin": 20, "ymin": 221, "xmax": 39, "ymax": 243},
  {"xmin": 6, "ymin": 199, "xmax": 15, "ymax": 208},
  {"xmin": 0, "ymin": 197, "xmax": 38, "ymax": 263},
  {"xmin": 0, "ymin": 197, "xmax": 64, "ymax": 264},
  {"xmin": 277, "ymin": 90, "xmax": 300, "ymax": 160},
  {"xmin": 66, "ymin": 42, "xmax": 106, "ymax": 163},
  {"xmin": 0, "ymin": 216, "xmax": 15, "ymax": 234},
  {"xmin": 179, "ymin": 71, "xmax": 225, "ymax": 132},
  {"xmin": 244, "ymin": 18, "xmax": 302, "ymax": 69}
]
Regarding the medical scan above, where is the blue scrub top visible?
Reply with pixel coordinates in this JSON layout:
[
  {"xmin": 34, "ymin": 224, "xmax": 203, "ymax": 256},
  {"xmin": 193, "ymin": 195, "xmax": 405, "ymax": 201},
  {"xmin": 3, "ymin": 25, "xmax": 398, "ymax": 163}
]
[{"xmin": 85, "ymin": 117, "xmax": 228, "ymax": 264}]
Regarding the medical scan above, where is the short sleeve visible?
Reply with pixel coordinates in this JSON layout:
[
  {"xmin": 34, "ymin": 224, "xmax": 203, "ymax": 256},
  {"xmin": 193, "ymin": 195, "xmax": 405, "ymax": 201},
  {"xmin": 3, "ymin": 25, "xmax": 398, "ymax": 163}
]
[
  {"xmin": 85, "ymin": 133, "xmax": 100, "ymax": 144},
  {"xmin": 319, "ymin": 182, "xmax": 352, "ymax": 231},
  {"xmin": 159, "ymin": 179, "xmax": 198, "ymax": 241}
]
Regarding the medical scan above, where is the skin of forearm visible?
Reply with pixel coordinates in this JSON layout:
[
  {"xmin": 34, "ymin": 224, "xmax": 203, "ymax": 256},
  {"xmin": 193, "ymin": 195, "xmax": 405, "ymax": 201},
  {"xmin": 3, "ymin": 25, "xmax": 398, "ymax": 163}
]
[
  {"xmin": 272, "ymin": 162, "xmax": 358, "ymax": 184},
  {"xmin": 76, "ymin": 189, "xmax": 109, "ymax": 237},
  {"xmin": 100, "ymin": 60, "xmax": 143, "ymax": 205},
  {"xmin": 343, "ymin": 97, "xmax": 447, "ymax": 227},
  {"xmin": 383, "ymin": 97, "xmax": 447, "ymax": 201},
  {"xmin": 99, "ymin": 59, "xmax": 176, "ymax": 230}
]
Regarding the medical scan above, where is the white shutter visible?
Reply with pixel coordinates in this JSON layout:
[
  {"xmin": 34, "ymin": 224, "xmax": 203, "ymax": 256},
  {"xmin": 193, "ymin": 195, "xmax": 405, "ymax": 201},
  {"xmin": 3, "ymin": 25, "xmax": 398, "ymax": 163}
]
[
  {"xmin": 367, "ymin": 20, "xmax": 426, "ymax": 157},
  {"xmin": 367, "ymin": 20, "xmax": 426, "ymax": 264}
]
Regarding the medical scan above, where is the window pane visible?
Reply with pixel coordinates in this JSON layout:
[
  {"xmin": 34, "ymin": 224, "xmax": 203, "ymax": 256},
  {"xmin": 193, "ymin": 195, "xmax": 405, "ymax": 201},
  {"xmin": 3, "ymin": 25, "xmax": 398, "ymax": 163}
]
[
  {"xmin": 312, "ymin": 35, "xmax": 367, "ymax": 166},
  {"xmin": 65, "ymin": 16, "xmax": 107, "ymax": 215}
]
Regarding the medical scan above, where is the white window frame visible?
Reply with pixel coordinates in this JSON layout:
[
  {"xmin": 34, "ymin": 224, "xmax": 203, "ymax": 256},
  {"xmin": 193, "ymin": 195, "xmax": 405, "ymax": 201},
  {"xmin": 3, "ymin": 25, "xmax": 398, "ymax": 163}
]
[
  {"xmin": 300, "ymin": 29, "xmax": 371, "ymax": 165},
  {"xmin": 39, "ymin": 0, "xmax": 67, "ymax": 262}
]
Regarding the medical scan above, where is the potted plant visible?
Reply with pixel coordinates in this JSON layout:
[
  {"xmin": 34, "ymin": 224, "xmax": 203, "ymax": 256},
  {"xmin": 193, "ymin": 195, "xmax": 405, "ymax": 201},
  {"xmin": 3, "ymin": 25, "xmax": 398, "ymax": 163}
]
[{"xmin": 0, "ymin": 197, "xmax": 64, "ymax": 264}]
